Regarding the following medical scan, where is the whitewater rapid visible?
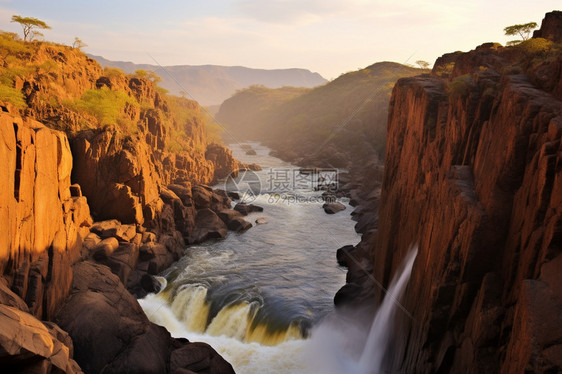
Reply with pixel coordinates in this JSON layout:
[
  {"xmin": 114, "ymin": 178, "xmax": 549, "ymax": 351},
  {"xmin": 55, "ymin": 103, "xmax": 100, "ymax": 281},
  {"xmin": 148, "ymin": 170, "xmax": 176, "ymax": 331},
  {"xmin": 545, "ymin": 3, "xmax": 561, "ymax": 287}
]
[{"xmin": 138, "ymin": 143, "xmax": 417, "ymax": 373}]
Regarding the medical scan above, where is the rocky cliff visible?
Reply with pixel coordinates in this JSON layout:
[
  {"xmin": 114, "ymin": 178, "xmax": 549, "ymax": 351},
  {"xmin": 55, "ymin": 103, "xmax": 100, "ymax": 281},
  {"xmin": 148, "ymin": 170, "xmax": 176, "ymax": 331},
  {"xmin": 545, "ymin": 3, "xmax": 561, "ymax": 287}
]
[
  {"xmin": 366, "ymin": 11, "xmax": 562, "ymax": 373},
  {"xmin": 0, "ymin": 34, "xmax": 246, "ymax": 373},
  {"xmin": 0, "ymin": 111, "xmax": 91, "ymax": 320}
]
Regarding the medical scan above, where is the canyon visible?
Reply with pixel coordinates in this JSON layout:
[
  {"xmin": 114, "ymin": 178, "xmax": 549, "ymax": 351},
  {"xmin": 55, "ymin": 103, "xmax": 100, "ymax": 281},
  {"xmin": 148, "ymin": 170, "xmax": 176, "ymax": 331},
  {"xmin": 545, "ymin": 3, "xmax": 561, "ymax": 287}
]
[{"xmin": 0, "ymin": 9, "xmax": 561, "ymax": 374}]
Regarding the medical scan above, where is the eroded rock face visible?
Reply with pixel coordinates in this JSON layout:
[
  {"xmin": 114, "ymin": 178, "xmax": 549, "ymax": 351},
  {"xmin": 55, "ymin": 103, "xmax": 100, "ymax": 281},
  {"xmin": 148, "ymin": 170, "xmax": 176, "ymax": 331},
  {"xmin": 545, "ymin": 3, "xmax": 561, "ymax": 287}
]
[
  {"xmin": 533, "ymin": 10, "xmax": 562, "ymax": 43},
  {"xmin": 56, "ymin": 261, "xmax": 234, "ymax": 374},
  {"xmin": 0, "ymin": 111, "xmax": 92, "ymax": 320},
  {"xmin": 368, "ymin": 19, "xmax": 562, "ymax": 373},
  {"xmin": 0, "ymin": 305, "xmax": 83, "ymax": 374}
]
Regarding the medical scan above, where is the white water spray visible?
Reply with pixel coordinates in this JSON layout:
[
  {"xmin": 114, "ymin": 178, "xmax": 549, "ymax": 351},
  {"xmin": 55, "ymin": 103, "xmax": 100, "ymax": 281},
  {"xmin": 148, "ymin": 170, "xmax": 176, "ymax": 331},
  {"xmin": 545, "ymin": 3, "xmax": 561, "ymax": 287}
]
[
  {"xmin": 356, "ymin": 247, "xmax": 417, "ymax": 373},
  {"xmin": 139, "ymin": 247, "xmax": 417, "ymax": 374}
]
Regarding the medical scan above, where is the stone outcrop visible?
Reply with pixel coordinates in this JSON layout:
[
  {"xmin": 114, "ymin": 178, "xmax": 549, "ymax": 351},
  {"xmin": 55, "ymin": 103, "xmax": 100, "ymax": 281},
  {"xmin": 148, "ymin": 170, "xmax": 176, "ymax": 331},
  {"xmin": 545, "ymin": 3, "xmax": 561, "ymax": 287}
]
[
  {"xmin": 0, "ymin": 110, "xmax": 92, "ymax": 320},
  {"xmin": 322, "ymin": 201, "xmax": 346, "ymax": 214},
  {"xmin": 0, "ymin": 304, "xmax": 83, "ymax": 374},
  {"xmin": 533, "ymin": 11, "xmax": 562, "ymax": 43},
  {"xmin": 56, "ymin": 261, "xmax": 234, "ymax": 374},
  {"xmin": 1, "ymin": 106, "xmax": 242, "ymax": 373},
  {"xmin": 361, "ymin": 14, "xmax": 562, "ymax": 373}
]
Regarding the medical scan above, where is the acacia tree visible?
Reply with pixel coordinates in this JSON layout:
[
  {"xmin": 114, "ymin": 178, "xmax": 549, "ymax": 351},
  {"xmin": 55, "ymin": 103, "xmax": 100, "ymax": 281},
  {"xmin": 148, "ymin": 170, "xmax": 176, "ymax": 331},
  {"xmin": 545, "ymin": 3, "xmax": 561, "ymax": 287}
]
[
  {"xmin": 415, "ymin": 60, "xmax": 431, "ymax": 70},
  {"xmin": 504, "ymin": 22, "xmax": 538, "ymax": 46},
  {"xmin": 72, "ymin": 37, "xmax": 87, "ymax": 49},
  {"xmin": 11, "ymin": 15, "xmax": 51, "ymax": 41}
]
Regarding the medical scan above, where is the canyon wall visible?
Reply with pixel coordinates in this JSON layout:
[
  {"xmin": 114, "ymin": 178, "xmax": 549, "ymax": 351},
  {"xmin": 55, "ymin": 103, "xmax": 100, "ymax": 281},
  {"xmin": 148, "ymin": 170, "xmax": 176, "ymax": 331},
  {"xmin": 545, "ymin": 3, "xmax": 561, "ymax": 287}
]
[
  {"xmin": 0, "ymin": 110, "xmax": 92, "ymax": 320},
  {"xmin": 371, "ymin": 12, "xmax": 562, "ymax": 373},
  {"xmin": 0, "ymin": 38, "xmax": 244, "ymax": 373}
]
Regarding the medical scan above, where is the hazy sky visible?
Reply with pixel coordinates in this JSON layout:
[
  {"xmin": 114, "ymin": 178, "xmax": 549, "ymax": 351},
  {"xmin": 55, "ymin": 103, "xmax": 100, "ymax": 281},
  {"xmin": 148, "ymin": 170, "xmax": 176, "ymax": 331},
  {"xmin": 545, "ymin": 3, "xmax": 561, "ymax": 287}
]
[{"xmin": 0, "ymin": 1, "xmax": 559, "ymax": 79}]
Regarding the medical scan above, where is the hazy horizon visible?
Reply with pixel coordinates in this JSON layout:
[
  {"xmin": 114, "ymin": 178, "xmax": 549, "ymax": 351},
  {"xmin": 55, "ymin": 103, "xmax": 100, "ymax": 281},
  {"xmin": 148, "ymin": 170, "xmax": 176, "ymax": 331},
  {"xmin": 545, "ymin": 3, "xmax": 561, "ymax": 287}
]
[{"xmin": 1, "ymin": 1, "xmax": 560, "ymax": 79}]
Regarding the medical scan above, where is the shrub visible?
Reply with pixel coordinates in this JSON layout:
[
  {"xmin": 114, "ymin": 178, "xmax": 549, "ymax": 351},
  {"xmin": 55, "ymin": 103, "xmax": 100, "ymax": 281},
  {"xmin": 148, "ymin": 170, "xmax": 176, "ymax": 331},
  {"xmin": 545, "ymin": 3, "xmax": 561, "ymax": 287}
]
[
  {"xmin": 103, "ymin": 66, "xmax": 125, "ymax": 78},
  {"xmin": 449, "ymin": 74, "xmax": 472, "ymax": 97},
  {"xmin": 67, "ymin": 87, "xmax": 138, "ymax": 130},
  {"xmin": 515, "ymin": 38, "xmax": 553, "ymax": 56},
  {"xmin": 0, "ymin": 31, "xmax": 33, "ymax": 58},
  {"xmin": 0, "ymin": 85, "xmax": 26, "ymax": 109}
]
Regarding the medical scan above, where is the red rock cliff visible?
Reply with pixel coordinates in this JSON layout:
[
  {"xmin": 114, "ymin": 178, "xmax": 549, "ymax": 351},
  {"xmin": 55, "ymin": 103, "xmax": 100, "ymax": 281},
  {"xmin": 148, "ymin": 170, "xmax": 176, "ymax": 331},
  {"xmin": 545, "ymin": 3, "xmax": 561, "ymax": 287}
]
[
  {"xmin": 0, "ymin": 109, "xmax": 92, "ymax": 320},
  {"xmin": 372, "ymin": 12, "xmax": 562, "ymax": 373}
]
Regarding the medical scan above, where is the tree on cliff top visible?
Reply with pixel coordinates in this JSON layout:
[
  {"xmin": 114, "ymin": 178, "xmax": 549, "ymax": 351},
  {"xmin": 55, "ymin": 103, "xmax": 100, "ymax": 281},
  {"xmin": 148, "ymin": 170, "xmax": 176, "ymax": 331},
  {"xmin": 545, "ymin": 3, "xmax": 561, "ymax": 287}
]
[
  {"xmin": 72, "ymin": 37, "xmax": 87, "ymax": 50},
  {"xmin": 11, "ymin": 15, "xmax": 51, "ymax": 41},
  {"xmin": 415, "ymin": 60, "xmax": 431, "ymax": 70},
  {"xmin": 504, "ymin": 22, "xmax": 538, "ymax": 46}
]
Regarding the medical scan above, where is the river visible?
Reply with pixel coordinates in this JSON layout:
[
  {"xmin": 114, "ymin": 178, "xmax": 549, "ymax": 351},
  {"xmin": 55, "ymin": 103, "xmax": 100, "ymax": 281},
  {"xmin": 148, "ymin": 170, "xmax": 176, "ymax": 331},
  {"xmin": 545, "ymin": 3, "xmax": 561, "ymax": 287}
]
[{"xmin": 139, "ymin": 142, "xmax": 415, "ymax": 373}]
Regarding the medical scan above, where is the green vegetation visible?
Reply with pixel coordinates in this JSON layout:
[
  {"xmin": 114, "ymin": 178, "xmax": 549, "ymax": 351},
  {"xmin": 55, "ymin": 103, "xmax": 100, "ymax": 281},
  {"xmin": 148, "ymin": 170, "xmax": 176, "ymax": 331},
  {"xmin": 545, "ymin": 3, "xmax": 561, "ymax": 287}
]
[
  {"xmin": 11, "ymin": 15, "xmax": 51, "ymax": 41},
  {"xmin": 448, "ymin": 74, "xmax": 472, "ymax": 97},
  {"xmin": 0, "ymin": 29, "xmax": 222, "ymax": 156},
  {"xmin": 0, "ymin": 31, "xmax": 32, "ymax": 59},
  {"xmin": 134, "ymin": 69, "xmax": 162, "ymax": 84},
  {"xmin": 66, "ymin": 87, "xmax": 139, "ymax": 131},
  {"xmin": 515, "ymin": 37, "xmax": 554, "ymax": 55},
  {"xmin": 164, "ymin": 94, "xmax": 223, "ymax": 152},
  {"xmin": 217, "ymin": 62, "xmax": 423, "ymax": 163},
  {"xmin": 504, "ymin": 22, "xmax": 538, "ymax": 46},
  {"xmin": 0, "ymin": 85, "xmax": 26, "ymax": 109},
  {"xmin": 103, "ymin": 66, "xmax": 126, "ymax": 78}
]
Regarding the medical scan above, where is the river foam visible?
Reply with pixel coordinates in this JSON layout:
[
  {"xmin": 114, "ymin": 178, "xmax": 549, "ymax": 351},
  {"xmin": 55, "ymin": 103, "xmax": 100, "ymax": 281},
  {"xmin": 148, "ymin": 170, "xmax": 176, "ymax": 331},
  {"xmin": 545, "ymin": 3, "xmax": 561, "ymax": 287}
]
[{"xmin": 138, "ymin": 143, "xmax": 417, "ymax": 373}]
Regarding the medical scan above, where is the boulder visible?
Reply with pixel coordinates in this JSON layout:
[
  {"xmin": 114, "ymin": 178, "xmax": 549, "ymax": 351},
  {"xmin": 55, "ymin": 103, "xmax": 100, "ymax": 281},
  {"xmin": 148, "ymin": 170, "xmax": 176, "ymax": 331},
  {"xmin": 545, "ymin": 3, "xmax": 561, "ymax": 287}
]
[
  {"xmin": 233, "ymin": 203, "xmax": 264, "ymax": 215},
  {"xmin": 217, "ymin": 209, "xmax": 244, "ymax": 224},
  {"xmin": 336, "ymin": 245, "xmax": 356, "ymax": 267},
  {"xmin": 170, "ymin": 341, "xmax": 235, "ymax": 374},
  {"xmin": 215, "ymin": 189, "xmax": 240, "ymax": 201},
  {"xmin": 227, "ymin": 217, "xmax": 253, "ymax": 232},
  {"xmin": 245, "ymin": 163, "xmax": 262, "ymax": 171},
  {"xmin": 321, "ymin": 191, "xmax": 337, "ymax": 203},
  {"xmin": 191, "ymin": 209, "xmax": 227, "ymax": 243},
  {"xmin": 140, "ymin": 274, "xmax": 162, "ymax": 294},
  {"xmin": 56, "ymin": 262, "xmax": 168, "ymax": 374},
  {"xmin": 92, "ymin": 237, "xmax": 119, "ymax": 260},
  {"xmin": 334, "ymin": 283, "xmax": 363, "ymax": 307},
  {"xmin": 139, "ymin": 242, "xmax": 168, "ymax": 262},
  {"xmin": 191, "ymin": 185, "xmax": 213, "ymax": 209},
  {"xmin": 96, "ymin": 243, "xmax": 140, "ymax": 284},
  {"xmin": 210, "ymin": 190, "xmax": 231, "ymax": 211},
  {"xmin": 168, "ymin": 183, "xmax": 193, "ymax": 206},
  {"xmin": 0, "ymin": 304, "xmax": 82, "ymax": 373},
  {"xmin": 255, "ymin": 217, "xmax": 268, "ymax": 225},
  {"xmin": 322, "ymin": 202, "xmax": 346, "ymax": 214},
  {"xmin": 57, "ymin": 261, "xmax": 232, "ymax": 374},
  {"xmin": 90, "ymin": 220, "xmax": 121, "ymax": 236}
]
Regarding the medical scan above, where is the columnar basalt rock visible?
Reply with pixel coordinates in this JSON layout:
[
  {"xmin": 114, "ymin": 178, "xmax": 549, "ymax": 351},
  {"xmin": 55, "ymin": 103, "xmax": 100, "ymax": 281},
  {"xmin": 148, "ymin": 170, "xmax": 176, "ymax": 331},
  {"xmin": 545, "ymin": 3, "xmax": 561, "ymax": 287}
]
[
  {"xmin": 367, "ymin": 15, "xmax": 562, "ymax": 373},
  {"xmin": 0, "ymin": 110, "xmax": 92, "ymax": 320}
]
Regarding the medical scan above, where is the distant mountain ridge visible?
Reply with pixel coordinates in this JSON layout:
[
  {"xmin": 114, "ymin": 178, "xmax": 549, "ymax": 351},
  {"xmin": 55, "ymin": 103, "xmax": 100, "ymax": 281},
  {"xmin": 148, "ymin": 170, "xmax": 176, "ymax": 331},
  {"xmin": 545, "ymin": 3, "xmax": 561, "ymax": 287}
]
[{"xmin": 88, "ymin": 54, "xmax": 327, "ymax": 106}]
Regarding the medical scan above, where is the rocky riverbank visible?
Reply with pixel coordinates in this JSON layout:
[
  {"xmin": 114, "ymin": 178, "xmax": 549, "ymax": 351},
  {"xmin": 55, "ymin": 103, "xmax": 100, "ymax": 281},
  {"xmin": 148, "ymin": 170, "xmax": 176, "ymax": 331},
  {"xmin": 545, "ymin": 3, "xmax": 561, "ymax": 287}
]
[
  {"xmin": 0, "ymin": 106, "xmax": 254, "ymax": 373},
  {"xmin": 0, "ymin": 38, "xmax": 264, "ymax": 372}
]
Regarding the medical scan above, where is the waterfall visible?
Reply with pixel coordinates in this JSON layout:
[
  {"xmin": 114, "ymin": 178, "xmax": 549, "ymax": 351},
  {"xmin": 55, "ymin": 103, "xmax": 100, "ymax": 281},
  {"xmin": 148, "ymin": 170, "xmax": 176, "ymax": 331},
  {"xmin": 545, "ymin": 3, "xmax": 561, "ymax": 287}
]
[
  {"xmin": 357, "ymin": 246, "xmax": 418, "ymax": 373},
  {"xmin": 140, "ymin": 247, "xmax": 417, "ymax": 374}
]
